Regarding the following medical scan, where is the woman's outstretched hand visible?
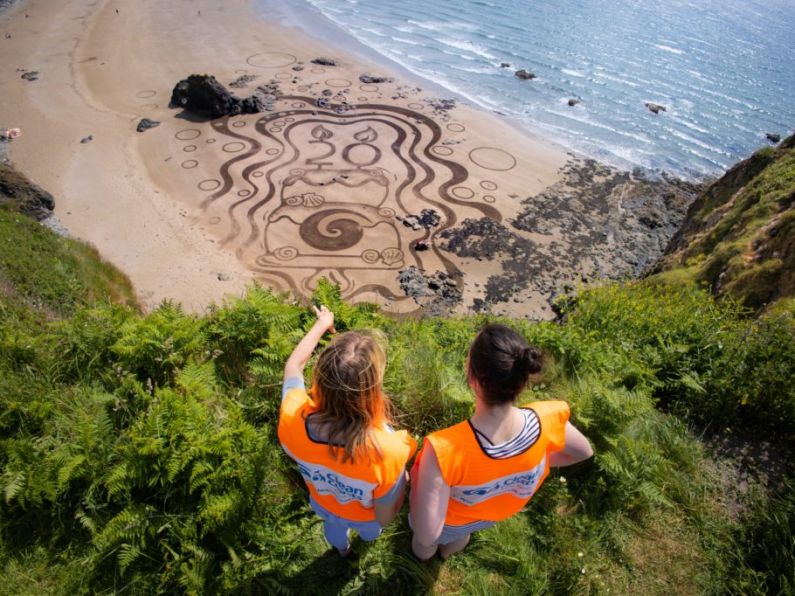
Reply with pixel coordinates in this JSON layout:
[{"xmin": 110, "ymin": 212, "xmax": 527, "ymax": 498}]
[
  {"xmin": 284, "ymin": 305, "xmax": 336, "ymax": 381},
  {"xmin": 312, "ymin": 304, "xmax": 336, "ymax": 334}
]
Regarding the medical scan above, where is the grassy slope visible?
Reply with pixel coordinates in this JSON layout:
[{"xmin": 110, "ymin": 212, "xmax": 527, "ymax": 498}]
[
  {"xmin": 655, "ymin": 134, "xmax": 795, "ymax": 312},
  {"xmin": 0, "ymin": 169, "xmax": 793, "ymax": 594}
]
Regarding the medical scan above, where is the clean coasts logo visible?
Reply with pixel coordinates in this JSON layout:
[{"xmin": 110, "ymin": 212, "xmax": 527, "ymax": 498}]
[
  {"xmin": 451, "ymin": 457, "xmax": 546, "ymax": 505},
  {"xmin": 294, "ymin": 460, "xmax": 376, "ymax": 506}
]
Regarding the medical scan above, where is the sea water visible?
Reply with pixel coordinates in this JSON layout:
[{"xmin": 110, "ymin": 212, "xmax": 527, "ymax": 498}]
[{"xmin": 262, "ymin": 0, "xmax": 795, "ymax": 179}]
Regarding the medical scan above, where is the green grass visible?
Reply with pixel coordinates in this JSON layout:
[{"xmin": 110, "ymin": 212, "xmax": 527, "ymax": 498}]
[
  {"xmin": 1, "ymin": 205, "xmax": 793, "ymax": 594},
  {"xmin": 659, "ymin": 136, "xmax": 795, "ymax": 312}
]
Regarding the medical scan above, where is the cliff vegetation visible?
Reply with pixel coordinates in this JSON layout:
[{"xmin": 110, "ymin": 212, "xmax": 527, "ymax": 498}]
[{"xmin": 1, "ymin": 162, "xmax": 793, "ymax": 594}]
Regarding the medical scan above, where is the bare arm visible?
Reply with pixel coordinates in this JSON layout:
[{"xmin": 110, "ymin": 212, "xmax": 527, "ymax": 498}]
[
  {"xmin": 374, "ymin": 471, "xmax": 408, "ymax": 527},
  {"xmin": 549, "ymin": 422, "xmax": 593, "ymax": 467},
  {"xmin": 409, "ymin": 444, "xmax": 450, "ymax": 560},
  {"xmin": 283, "ymin": 305, "xmax": 335, "ymax": 382}
]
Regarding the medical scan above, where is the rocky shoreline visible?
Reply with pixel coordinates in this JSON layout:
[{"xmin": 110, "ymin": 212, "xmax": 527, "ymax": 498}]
[{"xmin": 434, "ymin": 158, "xmax": 704, "ymax": 316}]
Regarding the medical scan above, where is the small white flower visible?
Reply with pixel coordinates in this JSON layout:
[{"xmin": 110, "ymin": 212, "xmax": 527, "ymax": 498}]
[
  {"xmin": 581, "ymin": 568, "xmax": 586, "ymax": 574},
  {"xmin": 578, "ymin": 552, "xmax": 584, "ymax": 558},
  {"xmin": 560, "ymin": 477, "xmax": 567, "ymax": 484}
]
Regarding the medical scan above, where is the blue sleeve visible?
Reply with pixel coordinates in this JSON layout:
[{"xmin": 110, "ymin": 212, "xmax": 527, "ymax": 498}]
[
  {"xmin": 282, "ymin": 376, "xmax": 306, "ymax": 401},
  {"xmin": 374, "ymin": 470, "xmax": 406, "ymax": 506}
]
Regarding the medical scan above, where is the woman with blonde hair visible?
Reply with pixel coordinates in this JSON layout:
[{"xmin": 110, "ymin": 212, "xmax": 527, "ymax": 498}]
[{"xmin": 279, "ymin": 305, "xmax": 417, "ymax": 556}]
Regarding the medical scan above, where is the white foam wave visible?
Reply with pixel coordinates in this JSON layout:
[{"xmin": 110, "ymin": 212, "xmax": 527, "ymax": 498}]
[
  {"xmin": 437, "ymin": 37, "xmax": 497, "ymax": 60},
  {"xmin": 390, "ymin": 36, "xmax": 422, "ymax": 46},
  {"xmin": 561, "ymin": 68, "xmax": 587, "ymax": 78},
  {"xmin": 654, "ymin": 43, "xmax": 685, "ymax": 55}
]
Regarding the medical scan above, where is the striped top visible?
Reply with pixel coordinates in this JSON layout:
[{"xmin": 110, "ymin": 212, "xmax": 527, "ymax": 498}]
[{"xmin": 469, "ymin": 408, "xmax": 541, "ymax": 459}]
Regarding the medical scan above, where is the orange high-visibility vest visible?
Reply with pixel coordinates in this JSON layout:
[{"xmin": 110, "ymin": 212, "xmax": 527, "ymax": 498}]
[
  {"xmin": 278, "ymin": 387, "xmax": 417, "ymax": 522},
  {"xmin": 421, "ymin": 400, "xmax": 569, "ymax": 526}
]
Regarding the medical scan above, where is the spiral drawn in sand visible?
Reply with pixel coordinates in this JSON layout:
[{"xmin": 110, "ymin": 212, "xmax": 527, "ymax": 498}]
[{"xmin": 189, "ymin": 98, "xmax": 505, "ymax": 312}]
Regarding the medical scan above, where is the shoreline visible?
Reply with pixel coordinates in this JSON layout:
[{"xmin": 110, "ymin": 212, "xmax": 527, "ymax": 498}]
[{"xmin": 0, "ymin": 0, "xmax": 698, "ymax": 319}]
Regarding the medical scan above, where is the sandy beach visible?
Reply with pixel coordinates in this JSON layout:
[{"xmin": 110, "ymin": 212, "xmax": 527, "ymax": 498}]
[{"xmin": 0, "ymin": 0, "xmax": 574, "ymax": 317}]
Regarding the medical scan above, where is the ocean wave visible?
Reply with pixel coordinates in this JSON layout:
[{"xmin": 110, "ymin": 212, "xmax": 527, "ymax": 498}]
[{"xmin": 654, "ymin": 43, "xmax": 685, "ymax": 55}]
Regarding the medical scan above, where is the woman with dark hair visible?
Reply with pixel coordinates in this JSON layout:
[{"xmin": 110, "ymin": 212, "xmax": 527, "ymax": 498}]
[{"xmin": 409, "ymin": 323, "xmax": 593, "ymax": 560}]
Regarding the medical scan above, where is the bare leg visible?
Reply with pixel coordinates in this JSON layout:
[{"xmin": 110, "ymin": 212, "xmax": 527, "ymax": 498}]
[
  {"xmin": 439, "ymin": 533, "xmax": 470, "ymax": 560},
  {"xmin": 411, "ymin": 535, "xmax": 438, "ymax": 561}
]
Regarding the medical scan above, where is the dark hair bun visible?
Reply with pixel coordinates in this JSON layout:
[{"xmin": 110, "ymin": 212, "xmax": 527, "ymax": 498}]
[
  {"xmin": 469, "ymin": 324, "xmax": 544, "ymax": 405},
  {"xmin": 513, "ymin": 346, "xmax": 543, "ymax": 376}
]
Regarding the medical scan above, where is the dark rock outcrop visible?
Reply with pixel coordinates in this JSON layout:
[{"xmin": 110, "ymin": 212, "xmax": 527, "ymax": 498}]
[
  {"xmin": 311, "ymin": 57, "xmax": 337, "ymax": 66},
  {"xmin": 766, "ymin": 133, "xmax": 781, "ymax": 144},
  {"xmin": 568, "ymin": 98, "xmax": 580, "ymax": 107},
  {"xmin": 80, "ymin": 135, "xmax": 93, "ymax": 144},
  {"xmin": 500, "ymin": 62, "xmax": 511, "ymax": 68},
  {"xmin": 0, "ymin": 162, "xmax": 55, "ymax": 220},
  {"xmin": 398, "ymin": 266, "xmax": 461, "ymax": 314},
  {"xmin": 514, "ymin": 69, "xmax": 536, "ymax": 80},
  {"xmin": 359, "ymin": 73, "xmax": 392, "ymax": 84},
  {"xmin": 136, "ymin": 118, "xmax": 160, "ymax": 133},
  {"xmin": 170, "ymin": 74, "xmax": 272, "ymax": 119},
  {"xmin": 645, "ymin": 102, "xmax": 666, "ymax": 114},
  {"xmin": 20, "ymin": 70, "xmax": 38, "ymax": 81}
]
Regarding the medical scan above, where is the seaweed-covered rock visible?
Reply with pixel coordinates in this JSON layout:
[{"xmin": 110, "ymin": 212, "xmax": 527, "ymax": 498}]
[
  {"xmin": 170, "ymin": 74, "xmax": 269, "ymax": 118},
  {"xmin": 645, "ymin": 102, "xmax": 667, "ymax": 114},
  {"xmin": 0, "ymin": 162, "xmax": 55, "ymax": 220},
  {"xmin": 359, "ymin": 73, "xmax": 392, "ymax": 84},
  {"xmin": 311, "ymin": 57, "xmax": 337, "ymax": 66},
  {"xmin": 514, "ymin": 69, "xmax": 536, "ymax": 80}
]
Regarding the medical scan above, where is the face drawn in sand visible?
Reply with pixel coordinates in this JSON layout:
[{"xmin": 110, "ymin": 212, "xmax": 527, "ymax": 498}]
[{"xmin": 177, "ymin": 99, "xmax": 502, "ymax": 312}]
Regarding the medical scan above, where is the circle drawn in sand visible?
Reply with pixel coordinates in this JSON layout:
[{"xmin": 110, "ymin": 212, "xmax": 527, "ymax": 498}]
[
  {"xmin": 452, "ymin": 186, "xmax": 475, "ymax": 199},
  {"xmin": 176, "ymin": 129, "xmax": 201, "ymax": 141},
  {"xmin": 469, "ymin": 147, "xmax": 517, "ymax": 171},
  {"xmin": 209, "ymin": 216, "xmax": 221, "ymax": 224},
  {"xmin": 268, "ymin": 127, "xmax": 282, "ymax": 134},
  {"xmin": 358, "ymin": 96, "xmax": 368, "ymax": 102},
  {"xmin": 291, "ymin": 102, "xmax": 306, "ymax": 108},
  {"xmin": 483, "ymin": 195, "xmax": 496, "ymax": 203},
  {"xmin": 360, "ymin": 84, "xmax": 379, "ymax": 92},
  {"xmin": 231, "ymin": 121, "xmax": 247, "ymax": 128},
  {"xmin": 136, "ymin": 90, "xmax": 156, "ymax": 99},
  {"xmin": 310, "ymin": 68, "xmax": 326, "ymax": 74},
  {"xmin": 326, "ymin": 78, "xmax": 352, "ymax": 88},
  {"xmin": 206, "ymin": 138, "xmax": 216, "ymax": 144},
  {"xmin": 246, "ymin": 52, "xmax": 297, "ymax": 68},
  {"xmin": 183, "ymin": 145, "xmax": 197, "ymax": 152},
  {"xmin": 408, "ymin": 102, "xmax": 424, "ymax": 110},
  {"xmin": 432, "ymin": 146, "xmax": 454, "ymax": 156},
  {"xmin": 446, "ymin": 122, "xmax": 465, "ymax": 133},
  {"xmin": 480, "ymin": 180, "xmax": 498, "ymax": 191},
  {"xmin": 198, "ymin": 179, "xmax": 221, "ymax": 191},
  {"xmin": 252, "ymin": 170, "xmax": 265, "ymax": 177},
  {"xmin": 265, "ymin": 148, "xmax": 280, "ymax": 156},
  {"xmin": 297, "ymin": 85, "xmax": 309, "ymax": 92},
  {"xmin": 284, "ymin": 117, "xmax": 295, "ymax": 123},
  {"xmin": 222, "ymin": 142, "xmax": 246, "ymax": 153},
  {"xmin": 181, "ymin": 160, "xmax": 199, "ymax": 169},
  {"xmin": 237, "ymin": 190, "xmax": 251, "ymax": 197},
  {"xmin": 275, "ymin": 73, "xmax": 291, "ymax": 80},
  {"xmin": 142, "ymin": 103, "xmax": 158, "ymax": 110}
]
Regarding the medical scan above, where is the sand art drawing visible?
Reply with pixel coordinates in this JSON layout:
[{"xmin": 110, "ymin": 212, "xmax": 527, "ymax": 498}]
[{"xmin": 170, "ymin": 98, "xmax": 515, "ymax": 312}]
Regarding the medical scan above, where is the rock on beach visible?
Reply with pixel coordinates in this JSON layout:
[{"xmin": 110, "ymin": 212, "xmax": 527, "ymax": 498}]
[{"xmin": 170, "ymin": 74, "xmax": 271, "ymax": 118}]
